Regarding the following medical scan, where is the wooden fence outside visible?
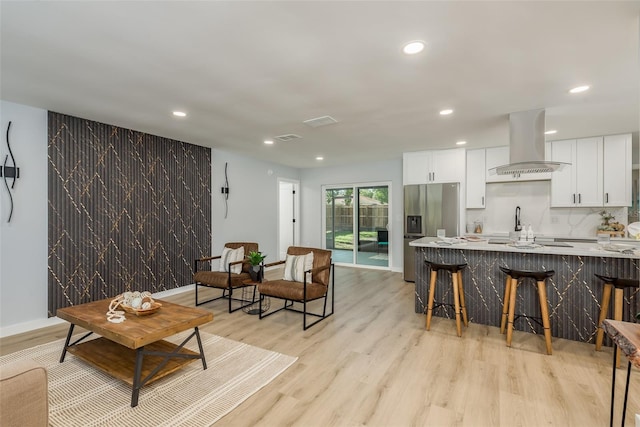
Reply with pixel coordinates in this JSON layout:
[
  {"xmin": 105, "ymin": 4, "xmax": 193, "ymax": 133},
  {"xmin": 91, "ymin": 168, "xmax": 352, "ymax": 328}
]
[{"xmin": 325, "ymin": 205, "xmax": 388, "ymax": 231}]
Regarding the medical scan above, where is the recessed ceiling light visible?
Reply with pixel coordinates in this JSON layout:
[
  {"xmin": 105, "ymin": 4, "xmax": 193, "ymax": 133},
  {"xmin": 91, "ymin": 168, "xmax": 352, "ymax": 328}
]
[
  {"xmin": 264, "ymin": 139, "xmax": 274, "ymax": 145},
  {"xmin": 545, "ymin": 130, "xmax": 557, "ymax": 135},
  {"xmin": 456, "ymin": 141, "xmax": 467, "ymax": 145},
  {"xmin": 172, "ymin": 111, "xmax": 186, "ymax": 117},
  {"xmin": 316, "ymin": 156, "xmax": 324, "ymax": 161},
  {"xmin": 439, "ymin": 109, "xmax": 453, "ymax": 116},
  {"xmin": 403, "ymin": 40, "xmax": 425, "ymax": 55},
  {"xmin": 569, "ymin": 85, "xmax": 590, "ymax": 94}
]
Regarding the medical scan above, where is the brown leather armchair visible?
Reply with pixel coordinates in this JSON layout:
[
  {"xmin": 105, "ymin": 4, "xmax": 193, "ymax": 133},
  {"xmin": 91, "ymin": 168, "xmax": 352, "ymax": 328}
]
[
  {"xmin": 258, "ymin": 246, "xmax": 334, "ymax": 330},
  {"xmin": 194, "ymin": 242, "xmax": 259, "ymax": 312}
]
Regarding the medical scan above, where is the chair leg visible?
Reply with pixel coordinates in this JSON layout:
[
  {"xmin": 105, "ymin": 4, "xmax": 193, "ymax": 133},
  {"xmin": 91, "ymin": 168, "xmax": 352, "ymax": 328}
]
[
  {"xmin": 506, "ymin": 277, "xmax": 518, "ymax": 347},
  {"xmin": 457, "ymin": 271, "xmax": 469, "ymax": 327},
  {"xmin": 537, "ymin": 280, "xmax": 553, "ymax": 355},
  {"xmin": 452, "ymin": 271, "xmax": 462, "ymax": 337},
  {"xmin": 500, "ymin": 275, "xmax": 512, "ymax": 334},
  {"xmin": 614, "ymin": 287, "xmax": 624, "ymax": 367},
  {"xmin": 595, "ymin": 283, "xmax": 612, "ymax": 351},
  {"xmin": 426, "ymin": 270, "xmax": 438, "ymax": 330}
]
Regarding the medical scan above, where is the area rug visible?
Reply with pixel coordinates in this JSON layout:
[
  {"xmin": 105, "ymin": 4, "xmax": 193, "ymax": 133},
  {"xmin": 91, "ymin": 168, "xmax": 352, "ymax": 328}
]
[{"xmin": 0, "ymin": 331, "xmax": 297, "ymax": 426}]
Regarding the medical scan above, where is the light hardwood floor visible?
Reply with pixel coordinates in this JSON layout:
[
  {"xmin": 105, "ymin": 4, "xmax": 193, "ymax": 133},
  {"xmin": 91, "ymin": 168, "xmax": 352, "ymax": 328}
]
[{"xmin": 1, "ymin": 266, "xmax": 638, "ymax": 426}]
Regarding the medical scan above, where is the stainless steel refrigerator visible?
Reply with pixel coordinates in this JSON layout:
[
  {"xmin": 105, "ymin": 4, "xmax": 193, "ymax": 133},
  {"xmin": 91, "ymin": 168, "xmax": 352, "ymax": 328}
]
[{"xmin": 403, "ymin": 183, "xmax": 460, "ymax": 282}]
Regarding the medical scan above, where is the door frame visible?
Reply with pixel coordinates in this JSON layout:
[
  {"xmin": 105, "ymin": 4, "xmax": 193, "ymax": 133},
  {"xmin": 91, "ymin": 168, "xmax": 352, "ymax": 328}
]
[
  {"xmin": 321, "ymin": 181, "xmax": 392, "ymax": 269},
  {"xmin": 277, "ymin": 178, "xmax": 300, "ymax": 261}
]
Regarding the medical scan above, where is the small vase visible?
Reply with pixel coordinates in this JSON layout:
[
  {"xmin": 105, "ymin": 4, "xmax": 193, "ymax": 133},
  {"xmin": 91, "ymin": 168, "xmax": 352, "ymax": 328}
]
[{"xmin": 249, "ymin": 266, "xmax": 261, "ymax": 282}]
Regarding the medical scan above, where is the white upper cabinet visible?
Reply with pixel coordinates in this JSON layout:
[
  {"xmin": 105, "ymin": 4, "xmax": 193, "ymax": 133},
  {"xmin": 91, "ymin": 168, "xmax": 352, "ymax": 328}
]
[
  {"xmin": 603, "ymin": 134, "xmax": 632, "ymax": 207},
  {"xmin": 465, "ymin": 149, "xmax": 486, "ymax": 208},
  {"xmin": 485, "ymin": 146, "xmax": 551, "ymax": 182},
  {"xmin": 403, "ymin": 148, "xmax": 465, "ymax": 184},
  {"xmin": 403, "ymin": 151, "xmax": 431, "ymax": 184},
  {"xmin": 550, "ymin": 137, "xmax": 603, "ymax": 207}
]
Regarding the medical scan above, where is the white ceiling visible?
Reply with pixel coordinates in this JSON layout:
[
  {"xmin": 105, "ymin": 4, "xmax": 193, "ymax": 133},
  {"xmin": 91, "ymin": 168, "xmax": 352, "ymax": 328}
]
[{"xmin": 1, "ymin": 1, "xmax": 639, "ymax": 169}]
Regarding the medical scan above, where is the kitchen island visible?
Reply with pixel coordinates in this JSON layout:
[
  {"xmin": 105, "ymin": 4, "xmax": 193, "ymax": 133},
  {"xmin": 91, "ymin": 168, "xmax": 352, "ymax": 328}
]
[{"xmin": 410, "ymin": 237, "xmax": 640, "ymax": 343}]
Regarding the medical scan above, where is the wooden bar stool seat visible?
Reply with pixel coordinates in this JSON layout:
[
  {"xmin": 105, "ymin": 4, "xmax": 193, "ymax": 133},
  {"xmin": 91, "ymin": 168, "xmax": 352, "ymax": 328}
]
[
  {"xmin": 594, "ymin": 273, "xmax": 640, "ymax": 367},
  {"xmin": 499, "ymin": 266, "xmax": 554, "ymax": 355},
  {"xmin": 424, "ymin": 260, "xmax": 469, "ymax": 337}
]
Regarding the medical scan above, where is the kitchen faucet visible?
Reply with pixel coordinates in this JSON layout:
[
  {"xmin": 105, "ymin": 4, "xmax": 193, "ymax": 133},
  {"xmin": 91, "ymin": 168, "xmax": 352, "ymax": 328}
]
[{"xmin": 515, "ymin": 206, "xmax": 522, "ymax": 231}]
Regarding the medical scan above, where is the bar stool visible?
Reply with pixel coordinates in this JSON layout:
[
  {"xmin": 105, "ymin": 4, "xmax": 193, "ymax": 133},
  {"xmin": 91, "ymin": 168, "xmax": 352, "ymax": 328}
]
[
  {"xmin": 594, "ymin": 273, "xmax": 640, "ymax": 367},
  {"xmin": 424, "ymin": 260, "xmax": 468, "ymax": 337},
  {"xmin": 499, "ymin": 266, "xmax": 554, "ymax": 355}
]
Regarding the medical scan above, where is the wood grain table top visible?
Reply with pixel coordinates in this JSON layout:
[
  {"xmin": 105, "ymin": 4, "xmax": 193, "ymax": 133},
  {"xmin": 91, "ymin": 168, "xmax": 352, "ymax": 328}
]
[
  {"xmin": 57, "ymin": 298, "xmax": 213, "ymax": 349},
  {"xmin": 602, "ymin": 319, "xmax": 640, "ymax": 368}
]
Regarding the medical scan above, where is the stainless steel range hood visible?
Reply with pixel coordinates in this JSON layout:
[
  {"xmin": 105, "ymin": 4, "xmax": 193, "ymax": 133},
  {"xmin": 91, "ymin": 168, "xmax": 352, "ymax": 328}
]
[{"xmin": 490, "ymin": 109, "xmax": 568, "ymax": 175}]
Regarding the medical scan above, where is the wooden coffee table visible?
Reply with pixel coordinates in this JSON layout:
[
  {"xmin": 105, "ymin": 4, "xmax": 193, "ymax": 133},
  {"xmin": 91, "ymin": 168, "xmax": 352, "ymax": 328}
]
[{"xmin": 57, "ymin": 298, "xmax": 213, "ymax": 407}]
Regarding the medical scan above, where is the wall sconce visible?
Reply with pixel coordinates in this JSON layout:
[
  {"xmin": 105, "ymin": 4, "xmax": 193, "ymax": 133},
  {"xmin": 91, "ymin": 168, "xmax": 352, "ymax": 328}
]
[{"xmin": 0, "ymin": 121, "xmax": 20, "ymax": 222}]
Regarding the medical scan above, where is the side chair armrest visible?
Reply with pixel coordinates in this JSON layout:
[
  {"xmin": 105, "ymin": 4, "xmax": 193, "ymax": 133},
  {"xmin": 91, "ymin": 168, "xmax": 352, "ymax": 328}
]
[
  {"xmin": 264, "ymin": 260, "xmax": 286, "ymax": 268},
  {"xmin": 197, "ymin": 255, "xmax": 222, "ymax": 263},
  {"xmin": 308, "ymin": 264, "xmax": 332, "ymax": 276}
]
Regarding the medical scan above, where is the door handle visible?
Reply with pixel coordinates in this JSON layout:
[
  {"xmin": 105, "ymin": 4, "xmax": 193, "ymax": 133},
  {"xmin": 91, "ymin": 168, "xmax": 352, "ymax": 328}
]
[
  {"xmin": 606, "ymin": 193, "xmax": 609, "ymax": 203},
  {"xmin": 578, "ymin": 193, "xmax": 581, "ymax": 204},
  {"xmin": 573, "ymin": 194, "xmax": 576, "ymax": 204},
  {"xmin": 481, "ymin": 196, "xmax": 484, "ymax": 205}
]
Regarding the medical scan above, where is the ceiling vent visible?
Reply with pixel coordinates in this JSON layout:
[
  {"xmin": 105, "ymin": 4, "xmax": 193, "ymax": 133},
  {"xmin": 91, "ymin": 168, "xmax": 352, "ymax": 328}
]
[
  {"xmin": 275, "ymin": 134, "xmax": 302, "ymax": 142},
  {"xmin": 303, "ymin": 115, "xmax": 338, "ymax": 128}
]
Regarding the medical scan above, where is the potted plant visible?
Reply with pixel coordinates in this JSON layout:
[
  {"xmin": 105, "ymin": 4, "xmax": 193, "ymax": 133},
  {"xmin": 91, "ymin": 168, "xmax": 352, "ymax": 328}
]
[{"xmin": 246, "ymin": 251, "xmax": 267, "ymax": 282}]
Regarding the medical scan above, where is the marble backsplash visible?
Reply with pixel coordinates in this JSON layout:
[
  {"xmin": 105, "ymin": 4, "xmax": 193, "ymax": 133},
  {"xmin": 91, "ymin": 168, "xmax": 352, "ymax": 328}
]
[{"xmin": 466, "ymin": 180, "xmax": 629, "ymax": 238}]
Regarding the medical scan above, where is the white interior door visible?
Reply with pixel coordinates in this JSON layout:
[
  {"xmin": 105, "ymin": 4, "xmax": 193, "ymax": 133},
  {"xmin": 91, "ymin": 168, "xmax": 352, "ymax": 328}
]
[{"xmin": 278, "ymin": 179, "xmax": 299, "ymax": 260}]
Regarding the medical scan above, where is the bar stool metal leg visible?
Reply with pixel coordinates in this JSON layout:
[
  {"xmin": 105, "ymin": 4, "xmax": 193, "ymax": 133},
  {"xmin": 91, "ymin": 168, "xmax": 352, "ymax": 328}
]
[{"xmin": 610, "ymin": 343, "xmax": 616, "ymax": 427}]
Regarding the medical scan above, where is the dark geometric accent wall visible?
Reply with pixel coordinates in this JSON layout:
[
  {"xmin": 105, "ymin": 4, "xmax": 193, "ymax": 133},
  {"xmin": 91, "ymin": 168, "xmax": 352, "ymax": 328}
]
[{"xmin": 47, "ymin": 112, "xmax": 211, "ymax": 316}]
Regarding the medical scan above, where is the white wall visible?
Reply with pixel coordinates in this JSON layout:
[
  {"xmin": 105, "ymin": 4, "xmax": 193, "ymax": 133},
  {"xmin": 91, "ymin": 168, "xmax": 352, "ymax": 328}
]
[
  {"xmin": 0, "ymin": 101, "xmax": 397, "ymax": 335},
  {"xmin": 0, "ymin": 101, "xmax": 49, "ymax": 333},
  {"xmin": 299, "ymin": 158, "xmax": 403, "ymax": 271},
  {"xmin": 211, "ymin": 149, "xmax": 299, "ymax": 263}
]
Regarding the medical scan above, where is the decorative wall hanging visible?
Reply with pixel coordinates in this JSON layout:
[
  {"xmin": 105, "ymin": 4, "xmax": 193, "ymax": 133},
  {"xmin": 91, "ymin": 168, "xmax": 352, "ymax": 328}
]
[
  {"xmin": 222, "ymin": 162, "xmax": 230, "ymax": 218},
  {"xmin": 0, "ymin": 121, "xmax": 20, "ymax": 222}
]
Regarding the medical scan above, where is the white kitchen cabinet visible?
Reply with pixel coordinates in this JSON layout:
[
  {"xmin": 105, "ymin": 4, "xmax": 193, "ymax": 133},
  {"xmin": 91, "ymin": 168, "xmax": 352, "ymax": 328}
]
[
  {"xmin": 403, "ymin": 148, "xmax": 465, "ymax": 184},
  {"xmin": 403, "ymin": 151, "xmax": 431, "ymax": 184},
  {"xmin": 550, "ymin": 137, "xmax": 603, "ymax": 207},
  {"xmin": 465, "ymin": 149, "xmax": 486, "ymax": 208},
  {"xmin": 603, "ymin": 134, "xmax": 632, "ymax": 207},
  {"xmin": 485, "ymin": 146, "xmax": 551, "ymax": 182}
]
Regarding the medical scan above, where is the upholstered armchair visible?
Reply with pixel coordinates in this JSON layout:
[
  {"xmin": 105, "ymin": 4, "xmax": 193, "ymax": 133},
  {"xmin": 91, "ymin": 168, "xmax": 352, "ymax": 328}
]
[
  {"xmin": 258, "ymin": 246, "xmax": 334, "ymax": 330},
  {"xmin": 194, "ymin": 242, "xmax": 259, "ymax": 312}
]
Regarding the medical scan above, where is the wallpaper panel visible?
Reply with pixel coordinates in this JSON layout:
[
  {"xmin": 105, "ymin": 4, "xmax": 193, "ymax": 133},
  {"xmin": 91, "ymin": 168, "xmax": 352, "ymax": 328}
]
[{"xmin": 48, "ymin": 112, "xmax": 211, "ymax": 316}]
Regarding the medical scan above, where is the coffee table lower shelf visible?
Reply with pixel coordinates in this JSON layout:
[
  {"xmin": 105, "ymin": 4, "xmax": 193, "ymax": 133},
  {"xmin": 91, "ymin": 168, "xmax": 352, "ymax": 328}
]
[{"xmin": 67, "ymin": 337, "xmax": 199, "ymax": 387}]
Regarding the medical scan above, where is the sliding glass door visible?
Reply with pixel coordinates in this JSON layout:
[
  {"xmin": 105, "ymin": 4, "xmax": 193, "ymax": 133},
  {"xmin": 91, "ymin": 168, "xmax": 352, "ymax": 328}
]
[
  {"xmin": 325, "ymin": 188, "xmax": 354, "ymax": 264},
  {"xmin": 324, "ymin": 183, "xmax": 390, "ymax": 268}
]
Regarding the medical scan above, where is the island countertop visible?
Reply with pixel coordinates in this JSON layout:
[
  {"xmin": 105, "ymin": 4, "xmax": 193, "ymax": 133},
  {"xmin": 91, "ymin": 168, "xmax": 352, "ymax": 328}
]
[
  {"xmin": 411, "ymin": 237, "xmax": 640, "ymax": 344},
  {"xmin": 409, "ymin": 236, "xmax": 640, "ymax": 260}
]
